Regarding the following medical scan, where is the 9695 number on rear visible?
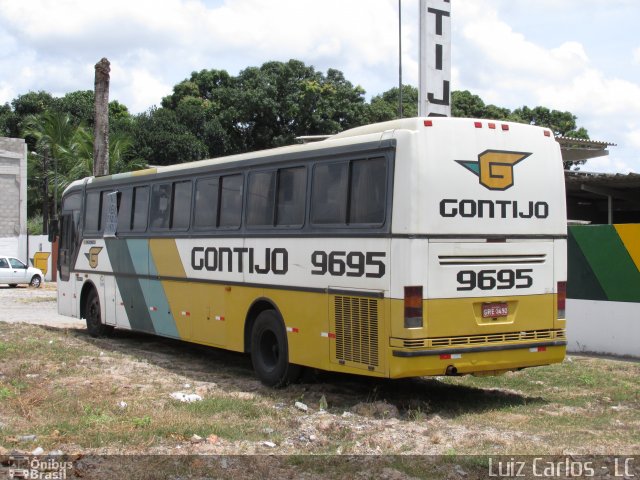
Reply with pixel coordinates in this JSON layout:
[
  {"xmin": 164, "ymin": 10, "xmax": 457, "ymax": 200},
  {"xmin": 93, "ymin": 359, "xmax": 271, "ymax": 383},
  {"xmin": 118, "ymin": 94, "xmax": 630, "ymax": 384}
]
[{"xmin": 456, "ymin": 268, "xmax": 533, "ymax": 291}]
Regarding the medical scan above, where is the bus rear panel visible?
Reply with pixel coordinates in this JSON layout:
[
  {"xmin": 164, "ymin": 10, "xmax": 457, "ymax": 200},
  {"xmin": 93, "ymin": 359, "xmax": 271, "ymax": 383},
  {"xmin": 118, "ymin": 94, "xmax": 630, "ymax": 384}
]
[{"xmin": 385, "ymin": 117, "xmax": 566, "ymax": 377}]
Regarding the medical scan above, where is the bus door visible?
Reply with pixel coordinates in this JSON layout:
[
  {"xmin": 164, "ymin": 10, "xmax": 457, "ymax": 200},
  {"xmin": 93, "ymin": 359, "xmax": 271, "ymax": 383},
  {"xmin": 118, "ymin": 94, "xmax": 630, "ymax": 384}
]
[
  {"xmin": 101, "ymin": 192, "xmax": 119, "ymax": 327},
  {"xmin": 58, "ymin": 193, "xmax": 82, "ymax": 317}
]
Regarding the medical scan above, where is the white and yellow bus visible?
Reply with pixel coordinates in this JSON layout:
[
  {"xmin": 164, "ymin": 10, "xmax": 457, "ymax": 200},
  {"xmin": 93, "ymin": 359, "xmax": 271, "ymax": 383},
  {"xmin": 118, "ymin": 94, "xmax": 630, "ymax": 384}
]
[{"xmin": 56, "ymin": 117, "xmax": 567, "ymax": 386}]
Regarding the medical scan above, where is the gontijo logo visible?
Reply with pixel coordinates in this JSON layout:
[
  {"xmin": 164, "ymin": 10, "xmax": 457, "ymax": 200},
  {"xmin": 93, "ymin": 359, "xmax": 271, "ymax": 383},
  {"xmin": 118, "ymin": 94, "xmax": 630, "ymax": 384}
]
[
  {"xmin": 85, "ymin": 246, "xmax": 103, "ymax": 269},
  {"xmin": 456, "ymin": 150, "xmax": 531, "ymax": 191}
]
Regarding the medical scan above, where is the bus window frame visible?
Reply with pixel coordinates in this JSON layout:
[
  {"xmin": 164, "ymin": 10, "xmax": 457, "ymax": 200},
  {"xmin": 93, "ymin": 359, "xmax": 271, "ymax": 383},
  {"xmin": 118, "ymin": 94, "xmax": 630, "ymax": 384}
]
[
  {"xmin": 245, "ymin": 165, "xmax": 308, "ymax": 231},
  {"xmin": 310, "ymin": 155, "xmax": 389, "ymax": 230},
  {"xmin": 72, "ymin": 140, "xmax": 395, "ymax": 239}
]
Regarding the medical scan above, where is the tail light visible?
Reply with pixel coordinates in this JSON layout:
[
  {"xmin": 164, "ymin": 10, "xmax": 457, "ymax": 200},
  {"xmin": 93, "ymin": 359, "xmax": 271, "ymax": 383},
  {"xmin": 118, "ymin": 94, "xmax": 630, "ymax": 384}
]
[
  {"xmin": 404, "ymin": 286, "xmax": 423, "ymax": 328},
  {"xmin": 557, "ymin": 281, "xmax": 566, "ymax": 319}
]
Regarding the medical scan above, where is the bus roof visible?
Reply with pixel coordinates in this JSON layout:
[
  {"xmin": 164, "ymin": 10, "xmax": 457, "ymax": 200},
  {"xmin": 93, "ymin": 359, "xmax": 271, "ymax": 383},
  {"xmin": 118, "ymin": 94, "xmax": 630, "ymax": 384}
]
[{"xmin": 64, "ymin": 117, "xmax": 553, "ymax": 194}]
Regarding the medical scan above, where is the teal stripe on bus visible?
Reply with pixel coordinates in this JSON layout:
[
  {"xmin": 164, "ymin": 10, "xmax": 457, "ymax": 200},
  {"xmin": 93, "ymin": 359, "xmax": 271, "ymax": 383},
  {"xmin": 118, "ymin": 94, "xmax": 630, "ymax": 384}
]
[
  {"xmin": 105, "ymin": 239, "xmax": 155, "ymax": 333},
  {"xmin": 145, "ymin": 249, "xmax": 180, "ymax": 339}
]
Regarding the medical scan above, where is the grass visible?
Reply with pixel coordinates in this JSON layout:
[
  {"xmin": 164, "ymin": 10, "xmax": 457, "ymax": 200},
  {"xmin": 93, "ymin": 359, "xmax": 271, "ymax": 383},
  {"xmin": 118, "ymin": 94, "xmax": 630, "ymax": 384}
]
[{"xmin": 0, "ymin": 321, "xmax": 638, "ymax": 460}]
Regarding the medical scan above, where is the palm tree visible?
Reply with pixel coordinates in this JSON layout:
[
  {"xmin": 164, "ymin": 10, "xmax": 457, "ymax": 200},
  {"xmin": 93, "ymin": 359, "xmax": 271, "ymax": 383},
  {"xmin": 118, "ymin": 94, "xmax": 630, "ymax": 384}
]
[
  {"xmin": 23, "ymin": 111, "xmax": 145, "ymax": 231},
  {"xmin": 23, "ymin": 111, "xmax": 78, "ymax": 232}
]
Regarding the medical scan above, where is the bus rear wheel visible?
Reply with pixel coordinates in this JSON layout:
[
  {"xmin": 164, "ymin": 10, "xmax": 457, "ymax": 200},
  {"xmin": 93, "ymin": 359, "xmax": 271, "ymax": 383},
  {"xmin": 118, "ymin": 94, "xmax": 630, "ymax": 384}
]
[
  {"xmin": 250, "ymin": 310, "xmax": 301, "ymax": 388},
  {"xmin": 85, "ymin": 288, "xmax": 113, "ymax": 338}
]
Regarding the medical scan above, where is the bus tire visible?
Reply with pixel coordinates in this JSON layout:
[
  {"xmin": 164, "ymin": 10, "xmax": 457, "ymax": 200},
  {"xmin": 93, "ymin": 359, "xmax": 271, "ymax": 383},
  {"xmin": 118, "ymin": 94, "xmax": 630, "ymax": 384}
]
[
  {"xmin": 250, "ymin": 310, "xmax": 301, "ymax": 388},
  {"xmin": 85, "ymin": 288, "xmax": 113, "ymax": 338}
]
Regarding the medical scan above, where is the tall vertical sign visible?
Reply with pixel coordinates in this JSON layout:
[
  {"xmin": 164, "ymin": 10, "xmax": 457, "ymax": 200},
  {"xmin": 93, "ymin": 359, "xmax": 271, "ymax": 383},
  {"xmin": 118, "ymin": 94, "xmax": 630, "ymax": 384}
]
[{"xmin": 419, "ymin": 0, "xmax": 451, "ymax": 117}]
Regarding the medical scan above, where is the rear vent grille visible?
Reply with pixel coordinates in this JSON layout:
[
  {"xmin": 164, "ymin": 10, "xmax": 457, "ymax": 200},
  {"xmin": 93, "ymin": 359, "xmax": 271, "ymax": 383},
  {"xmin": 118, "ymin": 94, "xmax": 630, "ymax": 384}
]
[
  {"xmin": 335, "ymin": 296, "xmax": 379, "ymax": 367},
  {"xmin": 401, "ymin": 329, "xmax": 565, "ymax": 349},
  {"xmin": 438, "ymin": 254, "xmax": 546, "ymax": 266}
]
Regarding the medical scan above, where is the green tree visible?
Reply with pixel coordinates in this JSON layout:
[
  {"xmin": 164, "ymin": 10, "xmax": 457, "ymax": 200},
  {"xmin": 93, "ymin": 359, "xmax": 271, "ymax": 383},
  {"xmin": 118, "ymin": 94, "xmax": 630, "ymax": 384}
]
[
  {"xmin": 451, "ymin": 90, "xmax": 511, "ymax": 120},
  {"xmin": 23, "ymin": 109, "xmax": 143, "ymax": 225},
  {"xmin": 12, "ymin": 91, "xmax": 55, "ymax": 117},
  {"xmin": 0, "ymin": 103, "xmax": 15, "ymax": 137},
  {"xmin": 511, "ymin": 106, "xmax": 588, "ymax": 138},
  {"xmin": 235, "ymin": 61, "xmax": 366, "ymax": 149},
  {"xmin": 61, "ymin": 127, "xmax": 145, "ymax": 181},
  {"xmin": 22, "ymin": 111, "xmax": 78, "ymax": 230},
  {"xmin": 366, "ymin": 85, "xmax": 419, "ymax": 123},
  {"xmin": 131, "ymin": 107, "xmax": 208, "ymax": 165},
  {"xmin": 53, "ymin": 90, "xmax": 95, "ymax": 126},
  {"xmin": 160, "ymin": 60, "xmax": 368, "ymax": 158}
]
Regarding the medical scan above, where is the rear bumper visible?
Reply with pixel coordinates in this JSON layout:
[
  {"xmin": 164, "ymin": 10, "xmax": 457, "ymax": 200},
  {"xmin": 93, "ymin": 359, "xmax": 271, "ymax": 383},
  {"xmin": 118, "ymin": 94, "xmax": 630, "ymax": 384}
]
[
  {"xmin": 388, "ymin": 342, "xmax": 566, "ymax": 378},
  {"xmin": 392, "ymin": 340, "xmax": 566, "ymax": 357}
]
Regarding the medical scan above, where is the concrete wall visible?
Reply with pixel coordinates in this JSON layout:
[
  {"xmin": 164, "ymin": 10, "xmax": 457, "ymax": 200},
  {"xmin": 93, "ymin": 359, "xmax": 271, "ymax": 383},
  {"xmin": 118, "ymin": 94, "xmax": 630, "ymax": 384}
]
[
  {"xmin": 567, "ymin": 224, "xmax": 640, "ymax": 357},
  {"xmin": 0, "ymin": 137, "xmax": 27, "ymax": 261}
]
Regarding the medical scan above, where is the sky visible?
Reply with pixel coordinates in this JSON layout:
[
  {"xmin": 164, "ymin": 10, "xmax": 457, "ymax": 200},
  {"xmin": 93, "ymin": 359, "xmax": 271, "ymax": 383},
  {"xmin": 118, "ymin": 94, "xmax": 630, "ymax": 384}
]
[{"xmin": 1, "ymin": 0, "xmax": 639, "ymax": 173}]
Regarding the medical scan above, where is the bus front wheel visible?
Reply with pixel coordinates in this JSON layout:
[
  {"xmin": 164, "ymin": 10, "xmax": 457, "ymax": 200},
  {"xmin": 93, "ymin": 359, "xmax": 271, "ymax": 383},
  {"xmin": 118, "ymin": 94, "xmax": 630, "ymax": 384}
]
[
  {"xmin": 85, "ymin": 288, "xmax": 113, "ymax": 338},
  {"xmin": 250, "ymin": 310, "xmax": 301, "ymax": 388}
]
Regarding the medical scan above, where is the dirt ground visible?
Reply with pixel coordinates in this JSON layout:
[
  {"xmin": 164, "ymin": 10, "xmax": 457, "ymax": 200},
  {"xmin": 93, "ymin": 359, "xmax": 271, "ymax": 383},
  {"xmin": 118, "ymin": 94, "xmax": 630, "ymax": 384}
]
[
  {"xmin": 0, "ymin": 284, "xmax": 638, "ymax": 479},
  {"xmin": 0, "ymin": 283, "xmax": 83, "ymax": 328}
]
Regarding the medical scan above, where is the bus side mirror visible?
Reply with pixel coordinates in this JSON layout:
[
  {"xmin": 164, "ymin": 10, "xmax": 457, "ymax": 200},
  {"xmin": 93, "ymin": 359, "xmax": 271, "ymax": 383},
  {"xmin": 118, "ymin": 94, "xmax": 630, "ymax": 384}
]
[{"xmin": 48, "ymin": 218, "xmax": 59, "ymax": 242}]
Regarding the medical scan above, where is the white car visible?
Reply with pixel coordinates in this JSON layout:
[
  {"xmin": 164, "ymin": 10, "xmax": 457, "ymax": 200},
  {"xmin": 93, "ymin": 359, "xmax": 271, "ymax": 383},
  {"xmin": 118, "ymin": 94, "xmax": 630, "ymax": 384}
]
[{"xmin": 0, "ymin": 255, "xmax": 44, "ymax": 288}]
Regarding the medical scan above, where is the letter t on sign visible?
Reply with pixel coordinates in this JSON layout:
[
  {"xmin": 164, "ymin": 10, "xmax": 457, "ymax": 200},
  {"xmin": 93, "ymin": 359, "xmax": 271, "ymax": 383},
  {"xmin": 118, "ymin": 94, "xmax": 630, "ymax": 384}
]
[{"xmin": 418, "ymin": 0, "xmax": 451, "ymax": 117}]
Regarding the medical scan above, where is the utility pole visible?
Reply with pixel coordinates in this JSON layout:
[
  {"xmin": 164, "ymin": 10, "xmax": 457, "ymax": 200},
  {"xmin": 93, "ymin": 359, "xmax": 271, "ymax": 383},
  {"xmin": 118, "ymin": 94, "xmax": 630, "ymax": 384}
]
[{"xmin": 93, "ymin": 57, "xmax": 110, "ymax": 177}]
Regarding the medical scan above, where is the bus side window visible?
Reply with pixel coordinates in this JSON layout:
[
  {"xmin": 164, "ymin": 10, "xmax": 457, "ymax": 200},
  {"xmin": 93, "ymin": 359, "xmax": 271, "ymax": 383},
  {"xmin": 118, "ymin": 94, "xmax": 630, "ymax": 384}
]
[
  {"xmin": 247, "ymin": 171, "xmax": 276, "ymax": 227},
  {"xmin": 131, "ymin": 186, "xmax": 150, "ymax": 232},
  {"xmin": 117, "ymin": 189, "xmax": 133, "ymax": 233},
  {"xmin": 99, "ymin": 191, "xmax": 113, "ymax": 233},
  {"xmin": 311, "ymin": 162, "xmax": 348, "ymax": 225},
  {"xmin": 194, "ymin": 177, "xmax": 219, "ymax": 229},
  {"xmin": 150, "ymin": 184, "xmax": 171, "ymax": 230},
  {"xmin": 219, "ymin": 174, "xmax": 243, "ymax": 228},
  {"xmin": 276, "ymin": 167, "xmax": 305, "ymax": 227},
  {"xmin": 84, "ymin": 191, "xmax": 102, "ymax": 233},
  {"xmin": 350, "ymin": 157, "xmax": 387, "ymax": 225},
  {"xmin": 171, "ymin": 180, "xmax": 192, "ymax": 230}
]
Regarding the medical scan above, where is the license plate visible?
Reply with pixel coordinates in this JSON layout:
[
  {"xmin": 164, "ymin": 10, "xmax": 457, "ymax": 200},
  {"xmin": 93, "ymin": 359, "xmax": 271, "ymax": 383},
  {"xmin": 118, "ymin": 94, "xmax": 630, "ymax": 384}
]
[{"xmin": 482, "ymin": 302, "xmax": 508, "ymax": 318}]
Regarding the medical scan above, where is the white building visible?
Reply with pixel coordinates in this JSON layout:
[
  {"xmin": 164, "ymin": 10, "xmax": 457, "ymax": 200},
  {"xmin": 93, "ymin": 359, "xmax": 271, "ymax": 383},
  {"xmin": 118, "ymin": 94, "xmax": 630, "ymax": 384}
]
[{"xmin": 0, "ymin": 137, "xmax": 27, "ymax": 261}]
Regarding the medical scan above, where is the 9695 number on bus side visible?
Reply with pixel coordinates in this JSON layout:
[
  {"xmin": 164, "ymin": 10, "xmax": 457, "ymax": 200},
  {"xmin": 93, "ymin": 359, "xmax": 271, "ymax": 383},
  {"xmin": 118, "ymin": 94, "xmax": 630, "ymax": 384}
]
[
  {"xmin": 456, "ymin": 268, "xmax": 533, "ymax": 291},
  {"xmin": 311, "ymin": 251, "xmax": 386, "ymax": 278}
]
